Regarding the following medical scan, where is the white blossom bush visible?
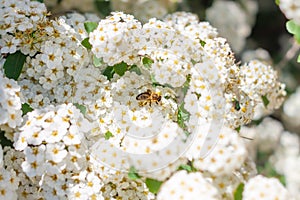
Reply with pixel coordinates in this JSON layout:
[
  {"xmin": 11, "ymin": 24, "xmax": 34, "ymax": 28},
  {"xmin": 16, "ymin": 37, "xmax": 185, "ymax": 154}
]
[{"xmin": 0, "ymin": 0, "xmax": 297, "ymax": 199}]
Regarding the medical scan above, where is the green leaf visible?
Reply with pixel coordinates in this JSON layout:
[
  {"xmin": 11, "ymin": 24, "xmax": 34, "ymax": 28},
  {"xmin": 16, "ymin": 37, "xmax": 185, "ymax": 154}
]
[
  {"xmin": 182, "ymin": 74, "xmax": 191, "ymax": 95},
  {"xmin": 297, "ymin": 54, "xmax": 300, "ymax": 63},
  {"xmin": 129, "ymin": 65, "xmax": 141, "ymax": 75},
  {"xmin": 142, "ymin": 57, "xmax": 154, "ymax": 69},
  {"xmin": 93, "ymin": 55, "xmax": 103, "ymax": 67},
  {"xmin": 74, "ymin": 103, "xmax": 86, "ymax": 115},
  {"xmin": 235, "ymin": 126, "xmax": 241, "ymax": 133},
  {"xmin": 286, "ymin": 20, "xmax": 300, "ymax": 43},
  {"xmin": 3, "ymin": 51, "xmax": 26, "ymax": 80},
  {"xmin": 145, "ymin": 178, "xmax": 163, "ymax": 194},
  {"xmin": 178, "ymin": 164, "xmax": 192, "ymax": 172},
  {"xmin": 104, "ymin": 131, "xmax": 114, "ymax": 140},
  {"xmin": 275, "ymin": 0, "xmax": 280, "ymax": 5},
  {"xmin": 128, "ymin": 166, "xmax": 141, "ymax": 180},
  {"xmin": 21, "ymin": 103, "xmax": 33, "ymax": 116},
  {"xmin": 81, "ymin": 38, "xmax": 92, "ymax": 49},
  {"xmin": 199, "ymin": 40, "xmax": 206, "ymax": 47},
  {"xmin": 84, "ymin": 22, "xmax": 98, "ymax": 34},
  {"xmin": 94, "ymin": 0, "xmax": 111, "ymax": 16},
  {"xmin": 113, "ymin": 62, "xmax": 127, "ymax": 76},
  {"xmin": 233, "ymin": 99, "xmax": 241, "ymax": 111},
  {"xmin": 0, "ymin": 130, "xmax": 13, "ymax": 147},
  {"xmin": 102, "ymin": 66, "xmax": 115, "ymax": 80},
  {"xmin": 261, "ymin": 95, "xmax": 270, "ymax": 108},
  {"xmin": 286, "ymin": 20, "xmax": 300, "ymax": 34},
  {"xmin": 177, "ymin": 103, "xmax": 190, "ymax": 129},
  {"xmin": 234, "ymin": 183, "xmax": 244, "ymax": 200}
]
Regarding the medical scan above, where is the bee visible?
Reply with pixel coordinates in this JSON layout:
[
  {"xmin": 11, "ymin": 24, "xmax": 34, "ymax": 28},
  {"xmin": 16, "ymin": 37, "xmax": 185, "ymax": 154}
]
[{"xmin": 136, "ymin": 89, "xmax": 162, "ymax": 107}]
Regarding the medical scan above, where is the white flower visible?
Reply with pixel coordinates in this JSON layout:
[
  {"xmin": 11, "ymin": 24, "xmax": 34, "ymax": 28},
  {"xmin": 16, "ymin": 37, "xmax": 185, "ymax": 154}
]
[
  {"xmin": 269, "ymin": 131, "xmax": 300, "ymax": 198},
  {"xmin": 283, "ymin": 86, "xmax": 300, "ymax": 127},
  {"xmin": 101, "ymin": 172, "xmax": 153, "ymax": 200},
  {"xmin": 193, "ymin": 126, "xmax": 247, "ymax": 176},
  {"xmin": 164, "ymin": 12, "xmax": 199, "ymax": 31},
  {"xmin": 89, "ymin": 12, "xmax": 142, "ymax": 66},
  {"xmin": 0, "ymin": 72, "xmax": 23, "ymax": 129},
  {"xmin": 243, "ymin": 175, "xmax": 293, "ymax": 200},
  {"xmin": 239, "ymin": 60, "xmax": 278, "ymax": 100},
  {"xmin": 157, "ymin": 171, "xmax": 220, "ymax": 200},
  {"xmin": 68, "ymin": 184, "xmax": 90, "ymax": 200},
  {"xmin": 21, "ymin": 146, "xmax": 46, "ymax": 177},
  {"xmin": 45, "ymin": 143, "xmax": 68, "ymax": 163},
  {"xmin": 279, "ymin": 0, "xmax": 300, "ymax": 25},
  {"xmin": 0, "ymin": 35, "xmax": 19, "ymax": 54},
  {"xmin": 255, "ymin": 117, "xmax": 284, "ymax": 152},
  {"xmin": 206, "ymin": 0, "xmax": 255, "ymax": 52},
  {"xmin": 85, "ymin": 172, "xmax": 103, "ymax": 196}
]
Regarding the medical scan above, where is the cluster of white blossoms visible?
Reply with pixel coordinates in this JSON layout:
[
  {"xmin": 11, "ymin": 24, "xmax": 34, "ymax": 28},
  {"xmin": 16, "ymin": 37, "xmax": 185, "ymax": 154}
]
[
  {"xmin": 283, "ymin": 86, "xmax": 300, "ymax": 129},
  {"xmin": 270, "ymin": 131, "xmax": 300, "ymax": 198},
  {"xmin": 110, "ymin": 0, "xmax": 178, "ymax": 23},
  {"xmin": 45, "ymin": 0, "xmax": 97, "ymax": 14},
  {"xmin": 157, "ymin": 171, "xmax": 220, "ymax": 200},
  {"xmin": 101, "ymin": 172, "xmax": 155, "ymax": 200},
  {"xmin": 243, "ymin": 175, "xmax": 293, "ymax": 200},
  {"xmin": 279, "ymin": 0, "xmax": 300, "ymax": 25},
  {"xmin": 240, "ymin": 117, "xmax": 300, "ymax": 199},
  {"xmin": 0, "ymin": 0, "xmax": 48, "ymax": 55},
  {"xmin": 0, "ymin": 1, "xmax": 294, "ymax": 199},
  {"xmin": 206, "ymin": 0, "xmax": 258, "ymax": 53},
  {"xmin": 62, "ymin": 13, "xmax": 101, "ymax": 40},
  {"xmin": 0, "ymin": 71, "xmax": 23, "ymax": 131},
  {"xmin": 0, "ymin": 146, "xmax": 19, "ymax": 199}
]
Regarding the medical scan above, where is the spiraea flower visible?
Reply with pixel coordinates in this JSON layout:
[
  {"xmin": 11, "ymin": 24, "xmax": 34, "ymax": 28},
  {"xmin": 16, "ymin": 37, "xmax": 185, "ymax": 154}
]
[
  {"xmin": 0, "ymin": 71, "xmax": 23, "ymax": 130},
  {"xmin": 0, "ymin": 145, "xmax": 19, "ymax": 200},
  {"xmin": 13, "ymin": 103, "xmax": 95, "ymax": 199},
  {"xmin": 279, "ymin": 0, "xmax": 300, "ymax": 25},
  {"xmin": 206, "ymin": 0, "xmax": 257, "ymax": 52},
  {"xmin": 283, "ymin": 86, "xmax": 300, "ymax": 128},
  {"xmin": 269, "ymin": 131, "xmax": 300, "ymax": 198},
  {"xmin": 0, "ymin": 2, "xmax": 291, "ymax": 199},
  {"xmin": 89, "ymin": 12, "xmax": 142, "ymax": 66},
  {"xmin": 100, "ymin": 171, "xmax": 154, "ymax": 200},
  {"xmin": 110, "ymin": 0, "xmax": 178, "ymax": 23},
  {"xmin": 18, "ymin": 17, "xmax": 89, "ymax": 108},
  {"xmin": 157, "ymin": 170, "xmax": 221, "ymax": 200},
  {"xmin": 0, "ymin": 0, "xmax": 48, "ymax": 56},
  {"xmin": 193, "ymin": 126, "xmax": 247, "ymax": 176},
  {"xmin": 62, "ymin": 12, "xmax": 100, "ymax": 39},
  {"xmin": 243, "ymin": 175, "xmax": 294, "ymax": 200}
]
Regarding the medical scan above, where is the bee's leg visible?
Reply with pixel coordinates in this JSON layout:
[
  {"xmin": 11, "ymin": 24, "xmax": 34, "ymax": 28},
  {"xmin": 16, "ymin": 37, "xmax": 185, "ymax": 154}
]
[
  {"xmin": 156, "ymin": 100, "xmax": 162, "ymax": 106},
  {"xmin": 149, "ymin": 101, "xmax": 152, "ymax": 107},
  {"xmin": 139, "ymin": 101, "xmax": 146, "ymax": 106}
]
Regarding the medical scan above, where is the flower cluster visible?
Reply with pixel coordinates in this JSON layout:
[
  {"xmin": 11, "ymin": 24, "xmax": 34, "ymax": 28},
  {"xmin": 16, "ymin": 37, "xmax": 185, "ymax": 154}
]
[
  {"xmin": 0, "ymin": 71, "xmax": 23, "ymax": 131},
  {"xmin": 0, "ymin": 0, "xmax": 48, "ymax": 55},
  {"xmin": 243, "ymin": 175, "xmax": 292, "ymax": 200},
  {"xmin": 0, "ymin": 146, "xmax": 19, "ymax": 199},
  {"xmin": 279, "ymin": 0, "xmax": 300, "ymax": 25},
  {"xmin": 283, "ymin": 86, "xmax": 300, "ymax": 129},
  {"xmin": 206, "ymin": 0, "xmax": 258, "ymax": 52},
  {"xmin": 157, "ymin": 171, "xmax": 220, "ymax": 200},
  {"xmin": 17, "ymin": 19, "xmax": 90, "ymax": 109},
  {"xmin": 0, "ymin": 1, "xmax": 294, "ymax": 199},
  {"xmin": 110, "ymin": 0, "xmax": 178, "ymax": 23}
]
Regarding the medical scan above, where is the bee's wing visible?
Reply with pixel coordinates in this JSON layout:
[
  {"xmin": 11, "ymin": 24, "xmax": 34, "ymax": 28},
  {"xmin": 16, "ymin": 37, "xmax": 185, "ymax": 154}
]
[{"xmin": 136, "ymin": 92, "xmax": 151, "ymax": 100}]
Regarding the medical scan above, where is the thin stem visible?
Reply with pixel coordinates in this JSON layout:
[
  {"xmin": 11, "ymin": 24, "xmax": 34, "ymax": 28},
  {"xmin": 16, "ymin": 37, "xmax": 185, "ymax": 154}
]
[{"xmin": 277, "ymin": 39, "xmax": 300, "ymax": 70}]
